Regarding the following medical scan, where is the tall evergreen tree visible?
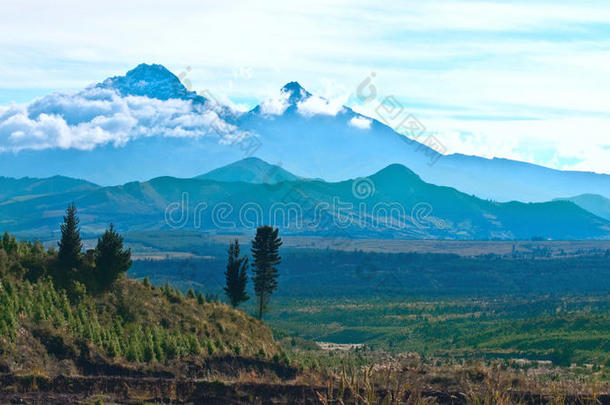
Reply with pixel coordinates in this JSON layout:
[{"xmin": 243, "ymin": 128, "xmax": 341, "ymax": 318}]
[
  {"xmin": 94, "ymin": 224, "xmax": 132, "ymax": 291},
  {"xmin": 56, "ymin": 203, "xmax": 83, "ymax": 286},
  {"xmin": 251, "ymin": 226, "xmax": 282, "ymax": 320},
  {"xmin": 224, "ymin": 239, "xmax": 249, "ymax": 307}
]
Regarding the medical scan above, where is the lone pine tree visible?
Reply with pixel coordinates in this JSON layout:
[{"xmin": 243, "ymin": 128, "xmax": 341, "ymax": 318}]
[
  {"xmin": 251, "ymin": 226, "xmax": 282, "ymax": 320},
  {"xmin": 56, "ymin": 203, "xmax": 83, "ymax": 287},
  {"xmin": 224, "ymin": 239, "xmax": 249, "ymax": 308},
  {"xmin": 94, "ymin": 223, "xmax": 132, "ymax": 291}
]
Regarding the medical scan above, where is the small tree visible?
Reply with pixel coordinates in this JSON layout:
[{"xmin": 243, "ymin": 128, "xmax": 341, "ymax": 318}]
[
  {"xmin": 251, "ymin": 226, "xmax": 282, "ymax": 320},
  {"xmin": 224, "ymin": 239, "xmax": 249, "ymax": 307},
  {"xmin": 94, "ymin": 224, "xmax": 132, "ymax": 291},
  {"xmin": 56, "ymin": 203, "xmax": 83, "ymax": 287},
  {"xmin": 1, "ymin": 232, "xmax": 18, "ymax": 255}
]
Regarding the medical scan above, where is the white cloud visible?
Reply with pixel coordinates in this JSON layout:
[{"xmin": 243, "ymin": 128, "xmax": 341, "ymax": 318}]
[
  {"xmin": 297, "ymin": 95, "xmax": 345, "ymax": 117},
  {"xmin": 258, "ymin": 89, "xmax": 290, "ymax": 115},
  {"xmin": 349, "ymin": 116, "xmax": 371, "ymax": 130},
  {"xmin": 422, "ymin": 116, "xmax": 610, "ymax": 175},
  {"xmin": 214, "ymin": 95, "xmax": 251, "ymax": 114},
  {"xmin": 0, "ymin": 87, "xmax": 236, "ymax": 152}
]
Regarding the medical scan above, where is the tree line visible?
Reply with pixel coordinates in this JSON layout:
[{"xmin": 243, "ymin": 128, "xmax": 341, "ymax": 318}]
[
  {"xmin": 2, "ymin": 202, "xmax": 283, "ymax": 320},
  {"xmin": 1, "ymin": 203, "xmax": 132, "ymax": 300},
  {"xmin": 56, "ymin": 202, "xmax": 132, "ymax": 297}
]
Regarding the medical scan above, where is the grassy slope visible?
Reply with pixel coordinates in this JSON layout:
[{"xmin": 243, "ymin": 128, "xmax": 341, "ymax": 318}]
[{"xmin": 0, "ymin": 276, "xmax": 281, "ymax": 377}]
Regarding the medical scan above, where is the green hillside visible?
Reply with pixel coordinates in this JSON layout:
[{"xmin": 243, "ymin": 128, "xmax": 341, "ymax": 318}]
[
  {"xmin": 0, "ymin": 234, "xmax": 282, "ymax": 378},
  {"xmin": 0, "ymin": 161, "xmax": 609, "ymax": 240}
]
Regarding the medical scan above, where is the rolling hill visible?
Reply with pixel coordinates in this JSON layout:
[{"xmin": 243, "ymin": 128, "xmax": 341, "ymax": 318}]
[
  {"xmin": 0, "ymin": 159, "xmax": 608, "ymax": 241},
  {"xmin": 556, "ymin": 194, "xmax": 610, "ymax": 221}
]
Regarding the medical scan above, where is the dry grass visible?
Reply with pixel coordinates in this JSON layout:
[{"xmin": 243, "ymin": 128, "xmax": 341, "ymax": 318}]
[{"xmin": 307, "ymin": 354, "xmax": 610, "ymax": 405}]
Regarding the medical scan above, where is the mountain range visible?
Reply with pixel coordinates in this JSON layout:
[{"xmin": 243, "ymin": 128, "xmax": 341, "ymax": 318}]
[
  {"xmin": 0, "ymin": 63, "xmax": 608, "ymax": 203},
  {"xmin": 1, "ymin": 158, "xmax": 608, "ymax": 241}
]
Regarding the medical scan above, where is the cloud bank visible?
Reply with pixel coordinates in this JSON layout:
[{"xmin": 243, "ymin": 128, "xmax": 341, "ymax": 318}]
[
  {"xmin": 296, "ymin": 95, "xmax": 345, "ymax": 117},
  {"xmin": 0, "ymin": 87, "xmax": 235, "ymax": 152},
  {"xmin": 257, "ymin": 89, "xmax": 290, "ymax": 116},
  {"xmin": 257, "ymin": 88, "xmax": 346, "ymax": 118}
]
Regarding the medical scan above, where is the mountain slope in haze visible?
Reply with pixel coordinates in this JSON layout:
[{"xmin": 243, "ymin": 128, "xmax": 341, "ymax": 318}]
[
  {"xmin": 0, "ymin": 64, "xmax": 609, "ymax": 202},
  {"xmin": 198, "ymin": 157, "xmax": 300, "ymax": 184},
  {"xmin": 432, "ymin": 154, "xmax": 610, "ymax": 204},
  {"xmin": 1, "ymin": 160, "xmax": 608, "ymax": 241},
  {"xmin": 555, "ymin": 194, "xmax": 610, "ymax": 221},
  {"xmin": 0, "ymin": 176, "xmax": 99, "ymax": 203},
  {"xmin": 238, "ymin": 81, "xmax": 610, "ymax": 202}
]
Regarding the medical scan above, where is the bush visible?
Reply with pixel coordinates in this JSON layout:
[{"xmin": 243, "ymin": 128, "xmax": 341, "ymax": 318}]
[
  {"xmin": 551, "ymin": 342, "xmax": 575, "ymax": 367},
  {"xmin": 67, "ymin": 280, "xmax": 87, "ymax": 304}
]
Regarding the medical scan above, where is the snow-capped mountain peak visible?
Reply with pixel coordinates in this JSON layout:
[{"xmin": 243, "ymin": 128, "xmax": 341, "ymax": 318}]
[
  {"xmin": 280, "ymin": 81, "xmax": 312, "ymax": 105},
  {"xmin": 96, "ymin": 63, "xmax": 205, "ymax": 103}
]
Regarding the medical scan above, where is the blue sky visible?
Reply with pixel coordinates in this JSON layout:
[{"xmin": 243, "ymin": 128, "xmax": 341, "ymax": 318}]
[{"xmin": 0, "ymin": 0, "xmax": 609, "ymax": 173}]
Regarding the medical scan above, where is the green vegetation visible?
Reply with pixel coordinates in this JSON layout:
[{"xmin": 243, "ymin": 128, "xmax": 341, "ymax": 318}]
[
  {"xmin": 128, "ymin": 242, "xmax": 610, "ymax": 371},
  {"xmin": 223, "ymin": 238, "xmax": 249, "ymax": 308},
  {"xmin": 0, "ymin": 243, "xmax": 278, "ymax": 379},
  {"xmin": 0, "ymin": 232, "xmax": 50, "ymax": 283},
  {"xmin": 56, "ymin": 202, "xmax": 83, "ymax": 285},
  {"xmin": 2, "ymin": 208, "xmax": 610, "ymax": 402},
  {"xmin": 0, "ymin": 276, "xmax": 274, "ymax": 371},
  {"xmin": 267, "ymin": 295, "xmax": 610, "ymax": 368},
  {"xmin": 19, "ymin": 204, "xmax": 135, "ymax": 301},
  {"xmin": 0, "ymin": 209, "xmax": 280, "ymax": 378},
  {"xmin": 93, "ymin": 223, "xmax": 132, "ymax": 292},
  {"xmin": 1, "ymin": 224, "xmax": 610, "ymax": 402},
  {"xmin": 251, "ymin": 226, "xmax": 282, "ymax": 320}
]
